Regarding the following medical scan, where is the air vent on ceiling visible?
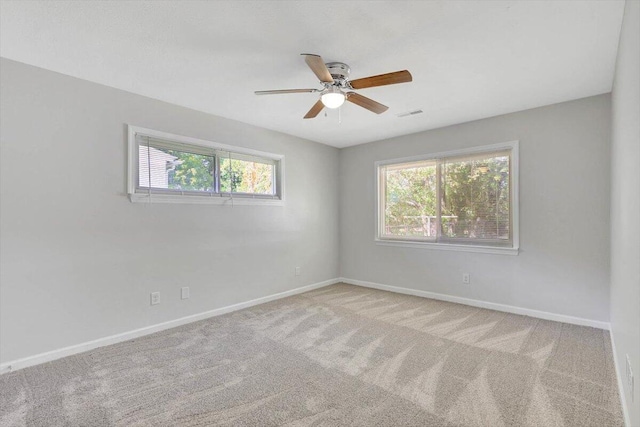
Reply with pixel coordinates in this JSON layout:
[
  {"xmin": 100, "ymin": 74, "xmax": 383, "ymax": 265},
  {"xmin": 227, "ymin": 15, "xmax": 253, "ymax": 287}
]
[{"xmin": 396, "ymin": 109, "xmax": 423, "ymax": 118}]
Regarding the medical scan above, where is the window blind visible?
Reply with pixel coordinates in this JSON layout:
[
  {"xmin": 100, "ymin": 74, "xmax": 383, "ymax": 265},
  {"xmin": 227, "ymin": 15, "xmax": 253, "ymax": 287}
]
[{"xmin": 134, "ymin": 133, "xmax": 280, "ymax": 200}]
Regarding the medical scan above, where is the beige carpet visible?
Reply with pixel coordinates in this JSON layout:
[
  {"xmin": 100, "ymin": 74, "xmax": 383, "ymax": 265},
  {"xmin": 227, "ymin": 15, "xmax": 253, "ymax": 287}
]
[{"xmin": 0, "ymin": 284, "xmax": 624, "ymax": 426}]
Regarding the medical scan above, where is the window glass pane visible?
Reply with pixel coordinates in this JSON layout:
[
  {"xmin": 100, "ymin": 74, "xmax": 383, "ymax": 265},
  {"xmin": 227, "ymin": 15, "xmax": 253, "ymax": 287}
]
[
  {"xmin": 440, "ymin": 152, "xmax": 510, "ymax": 241},
  {"xmin": 139, "ymin": 144, "xmax": 214, "ymax": 192},
  {"xmin": 219, "ymin": 157, "xmax": 274, "ymax": 195},
  {"xmin": 383, "ymin": 161, "xmax": 437, "ymax": 238}
]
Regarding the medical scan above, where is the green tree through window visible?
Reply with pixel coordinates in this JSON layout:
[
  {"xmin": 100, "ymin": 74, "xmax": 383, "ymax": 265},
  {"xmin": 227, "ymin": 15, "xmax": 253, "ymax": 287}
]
[
  {"xmin": 381, "ymin": 149, "xmax": 512, "ymax": 245},
  {"xmin": 167, "ymin": 151, "xmax": 214, "ymax": 192}
]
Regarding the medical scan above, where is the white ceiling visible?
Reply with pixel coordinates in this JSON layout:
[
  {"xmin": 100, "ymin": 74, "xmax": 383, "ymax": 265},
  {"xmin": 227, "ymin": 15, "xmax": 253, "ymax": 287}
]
[{"xmin": 0, "ymin": 1, "xmax": 624, "ymax": 148}]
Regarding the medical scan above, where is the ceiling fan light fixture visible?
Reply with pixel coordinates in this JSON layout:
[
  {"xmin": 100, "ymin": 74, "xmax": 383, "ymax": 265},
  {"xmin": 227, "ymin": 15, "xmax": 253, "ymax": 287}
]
[
  {"xmin": 321, "ymin": 87, "xmax": 345, "ymax": 109},
  {"xmin": 255, "ymin": 54, "xmax": 412, "ymax": 119}
]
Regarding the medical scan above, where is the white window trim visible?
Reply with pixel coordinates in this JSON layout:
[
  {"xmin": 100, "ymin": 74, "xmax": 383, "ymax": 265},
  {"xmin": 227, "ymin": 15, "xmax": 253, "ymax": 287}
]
[
  {"xmin": 374, "ymin": 140, "xmax": 519, "ymax": 255},
  {"xmin": 127, "ymin": 125, "xmax": 285, "ymax": 206}
]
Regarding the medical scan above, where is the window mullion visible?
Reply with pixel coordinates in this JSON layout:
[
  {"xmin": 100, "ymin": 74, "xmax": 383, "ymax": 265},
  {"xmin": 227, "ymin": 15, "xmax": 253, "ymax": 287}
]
[
  {"xmin": 146, "ymin": 136, "xmax": 151, "ymax": 200},
  {"xmin": 435, "ymin": 158, "xmax": 442, "ymax": 243},
  {"xmin": 379, "ymin": 167, "xmax": 386, "ymax": 238},
  {"xmin": 214, "ymin": 153, "xmax": 221, "ymax": 194}
]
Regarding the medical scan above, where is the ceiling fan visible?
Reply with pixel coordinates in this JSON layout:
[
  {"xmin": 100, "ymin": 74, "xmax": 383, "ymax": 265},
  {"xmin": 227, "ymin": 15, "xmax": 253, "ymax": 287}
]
[{"xmin": 255, "ymin": 54, "xmax": 413, "ymax": 119}]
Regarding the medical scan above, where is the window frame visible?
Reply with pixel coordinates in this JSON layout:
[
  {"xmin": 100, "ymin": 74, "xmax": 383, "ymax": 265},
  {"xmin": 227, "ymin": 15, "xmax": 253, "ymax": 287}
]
[
  {"xmin": 127, "ymin": 125, "xmax": 285, "ymax": 205},
  {"xmin": 375, "ymin": 141, "xmax": 519, "ymax": 255}
]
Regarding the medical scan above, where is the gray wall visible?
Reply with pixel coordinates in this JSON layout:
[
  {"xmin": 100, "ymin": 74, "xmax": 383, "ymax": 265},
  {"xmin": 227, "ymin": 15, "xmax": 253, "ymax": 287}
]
[
  {"xmin": 610, "ymin": 0, "xmax": 640, "ymax": 425},
  {"xmin": 0, "ymin": 58, "xmax": 340, "ymax": 363},
  {"xmin": 340, "ymin": 94, "xmax": 611, "ymax": 322},
  {"xmin": 0, "ymin": 55, "xmax": 621, "ymax": 371}
]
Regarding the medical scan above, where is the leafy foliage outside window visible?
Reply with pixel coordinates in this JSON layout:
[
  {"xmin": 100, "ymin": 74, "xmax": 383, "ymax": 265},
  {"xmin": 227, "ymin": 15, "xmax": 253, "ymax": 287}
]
[
  {"xmin": 381, "ymin": 150, "xmax": 511, "ymax": 244},
  {"xmin": 441, "ymin": 155, "xmax": 509, "ymax": 240},
  {"xmin": 139, "ymin": 144, "xmax": 275, "ymax": 196},
  {"xmin": 219, "ymin": 158, "xmax": 273, "ymax": 195},
  {"xmin": 385, "ymin": 163, "xmax": 437, "ymax": 238},
  {"xmin": 166, "ymin": 150, "xmax": 214, "ymax": 192}
]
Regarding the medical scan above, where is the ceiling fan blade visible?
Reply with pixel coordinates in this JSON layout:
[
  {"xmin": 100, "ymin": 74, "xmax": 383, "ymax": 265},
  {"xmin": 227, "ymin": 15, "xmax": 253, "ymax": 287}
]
[
  {"xmin": 346, "ymin": 92, "xmax": 389, "ymax": 114},
  {"xmin": 255, "ymin": 89, "xmax": 319, "ymax": 95},
  {"xmin": 302, "ymin": 54, "xmax": 334, "ymax": 83},
  {"xmin": 349, "ymin": 70, "xmax": 412, "ymax": 89},
  {"xmin": 303, "ymin": 100, "xmax": 324, "ymax": 119}
]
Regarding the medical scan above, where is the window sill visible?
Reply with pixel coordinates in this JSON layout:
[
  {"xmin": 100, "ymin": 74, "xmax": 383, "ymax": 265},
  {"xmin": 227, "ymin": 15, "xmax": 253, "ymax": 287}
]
[
  {"xmin": 129, "ymin": 193, "xmax": 284, "ymax": 206},
  {"xmin": 375, "ymin": 239, "xmax": 519, "ymax": 255}
]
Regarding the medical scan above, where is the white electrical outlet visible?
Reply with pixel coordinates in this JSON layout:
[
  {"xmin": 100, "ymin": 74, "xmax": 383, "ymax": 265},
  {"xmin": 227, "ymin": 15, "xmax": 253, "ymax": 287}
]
[
  {"xmin": 295, "ymin": 267, "xmax": 301, "ymax": 276},
  {"xmin": 181, "ymin": 287, "xmax": 190, "ymax": 300},
  {"xmin": 150, "ymin": 292, "xmax": 160, "ymax": 305},
  {"xmin": 462, "ymin": 273, "xmax": 470, "ymax": 284}
]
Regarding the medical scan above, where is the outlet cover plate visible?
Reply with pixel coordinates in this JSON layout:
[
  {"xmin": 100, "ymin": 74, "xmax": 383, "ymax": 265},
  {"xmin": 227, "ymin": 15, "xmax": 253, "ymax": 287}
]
[{"xmin": 150, "ymin": 292, "xmax": 160, "ymax": 305}]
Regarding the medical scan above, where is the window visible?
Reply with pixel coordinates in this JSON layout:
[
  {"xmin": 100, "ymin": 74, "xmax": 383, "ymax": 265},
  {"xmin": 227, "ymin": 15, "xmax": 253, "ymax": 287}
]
[
  {"xmin": 128, "ymin": 126, "xmax": 283, "ymax": 205},
  {"xmin": 377, "ymin": 142, "xmax": 518, "ymax": 254}
]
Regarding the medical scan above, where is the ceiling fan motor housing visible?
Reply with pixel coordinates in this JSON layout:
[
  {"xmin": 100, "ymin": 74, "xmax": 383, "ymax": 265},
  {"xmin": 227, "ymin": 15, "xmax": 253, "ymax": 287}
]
[{"xmin": 325, "ymin": 62, "xmax": 351, "ymax": 83}]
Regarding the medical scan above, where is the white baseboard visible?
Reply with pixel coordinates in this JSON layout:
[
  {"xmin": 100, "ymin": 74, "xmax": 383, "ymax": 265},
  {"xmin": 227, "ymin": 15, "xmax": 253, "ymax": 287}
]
[
  {"xmin": 1, "ymin": 277, "xmax": 611, "ymax": 376},
  {"xmin": 0, "ymin": 278, "xmax": 340, "ymax": 375},
  {"xmin": 339, "ymin": 277, "xmax": 610, "ymax": 330},
  {"xmin": 610, "ymin": 331, "xmax": 631, "ymax": 427}
]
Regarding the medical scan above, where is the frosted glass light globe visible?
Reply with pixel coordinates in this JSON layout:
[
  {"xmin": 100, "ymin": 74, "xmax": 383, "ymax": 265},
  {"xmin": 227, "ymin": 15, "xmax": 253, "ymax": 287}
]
[{"xmin": 321, "ymin": 91, "xmax": 345, "ymax": 109}]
